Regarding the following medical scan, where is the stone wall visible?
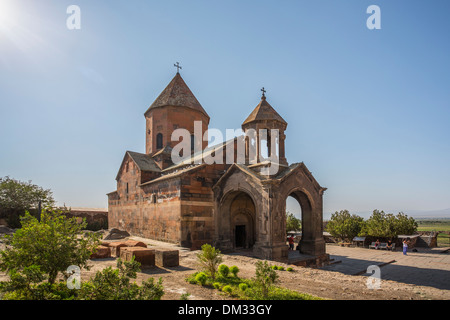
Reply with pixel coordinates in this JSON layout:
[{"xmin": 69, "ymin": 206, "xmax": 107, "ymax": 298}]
[{"xmin": 65, "ymin": 209, "xmax": 108, "ymax": 230}]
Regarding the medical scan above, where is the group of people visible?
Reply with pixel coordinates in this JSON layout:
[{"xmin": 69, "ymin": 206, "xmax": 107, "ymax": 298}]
[
  {"xmin": 373, "ymin": 238, "xmax": 410, "ymax": 255},
  {"xmin": 288, "ymin": 235, "xmax": 411, "ymax": 255}
]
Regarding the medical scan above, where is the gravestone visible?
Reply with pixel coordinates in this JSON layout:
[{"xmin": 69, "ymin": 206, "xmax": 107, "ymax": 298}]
[{"xmin": 155, "ymin": 249, "xmax": 179, "ymax": 267}]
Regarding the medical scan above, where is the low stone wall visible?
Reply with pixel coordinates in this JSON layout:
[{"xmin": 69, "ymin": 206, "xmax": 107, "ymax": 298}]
[{"xmin": 64, "ymin": 208, "xmax": 108, "ymax": 231}]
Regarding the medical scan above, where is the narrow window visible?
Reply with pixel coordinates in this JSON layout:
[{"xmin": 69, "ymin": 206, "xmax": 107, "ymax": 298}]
[
  {"xmin": 190, "ymin": 134, "xmax": 195, "ymax": 153},
  {"xmin": 156, "ymin": 133, "xmax": 163, "ymax": 149}
]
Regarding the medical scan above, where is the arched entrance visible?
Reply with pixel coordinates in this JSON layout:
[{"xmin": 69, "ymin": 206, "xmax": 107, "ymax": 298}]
[
  {"xmin": 284, "ymin": 189, "xmax": 317, "ymax": 255},
  {"xmin": 217, "ymin": 190, "xmax": 256, "ymax": 250},
  {"xmin": 286, "ymin": 195, "xmax": 302, "ymax": 248}
]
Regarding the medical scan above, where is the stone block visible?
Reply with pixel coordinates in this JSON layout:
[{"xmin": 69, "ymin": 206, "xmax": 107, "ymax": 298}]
[
  {"xmin": 155, "ymin": 249, "xmax": 179, "ymax": 267},
  {"xmin": 90, "ymin": 245, "xmax": 111, "ymax": 259},
  {"xmin": 123, "ymin": 240, "xmax": 147, "ymax": 248},
  {"xmin": 120, "ymin": 247, "xmax": 155, "ymax": 268},
  {"xmin": 109, "ymin": 241, "xmax": 128, "ymax": 257}
]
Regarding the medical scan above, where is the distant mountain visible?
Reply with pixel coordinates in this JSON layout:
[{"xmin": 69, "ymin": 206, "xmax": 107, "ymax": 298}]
[{"xmin": 403, "ymin": 208, "xmax": 450, "ymax": 218}]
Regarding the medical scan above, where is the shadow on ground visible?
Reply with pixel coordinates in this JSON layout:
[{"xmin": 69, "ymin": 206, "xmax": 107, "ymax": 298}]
[{"xmin": 321, "ymin": 254, "xmax": 450, "ymax": 290}]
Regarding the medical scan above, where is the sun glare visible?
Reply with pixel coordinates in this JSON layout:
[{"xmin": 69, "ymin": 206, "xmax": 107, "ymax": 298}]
[{"xmin": 0, "ymin": 0, "xmax": 17, "ymax": 23}]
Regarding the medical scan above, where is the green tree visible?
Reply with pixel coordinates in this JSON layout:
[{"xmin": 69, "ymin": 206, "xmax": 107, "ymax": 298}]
[
  {"xmin": 0, "ymin": 176, "xmax": 55, "ymax": 228},
  {"xmin": 326, "ymin": 210, "xmax": 365, "ymax": 242},
  {"xmin": 196, "ymin": 244, "xmax": 223, "ymax": 280},
  {"xmin": 286, "ymin": 211, "xmax": 301, "ymax": 232},
  {"xmin": 78, "ymin": 258, "xmax": 164, "ymax": 300},
  {"xmin": 363, "ymin": 210, "xmax": 417, "ymax": 238},
  {"xmin": 362, "ymin": 210, "xmax": 393, "ymax": 238},
  {"xmin": 0, "ymin": 209, "xmax": 100, "ymax": 285},
  {"xmin": 254, "ymin": 260, "xmax": 278, "ymax": 299},
  {"xmin": 394, "ymin": 212, "xmax": 418, "ymax": 235}
]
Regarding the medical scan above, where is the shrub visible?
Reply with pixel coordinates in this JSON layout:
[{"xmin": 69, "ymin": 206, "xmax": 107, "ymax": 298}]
[
  {"xmin": 78, "ymin": 258, "xmax": 164, "ymax": 300},
  {"xmin": 238, "ymin": 283, "xmax": 248, "ymax": 291},
  {"xmin": 196, "ymin": 244, "xmax": 223, "ymax": 280},
  {"xmin": 213, "ymin": 282, "xmax": 221, "ymax": 290},
  {"xmin": 254, "ymin": 261, "xmax": 279, "ymax": 299},
  {"xmin": 230, "ymin": 265, "xmax": 239, "ymax": 277},
  {"xmin": 287, "ymin": 267, "xmax": 294, "ymax": 272},
  {"xmin": 218, "ymin": 264, "xmax": 230, "ymax": 277},
  {"xmin": 277, "ymin": 266, "xmax": 285, "ymax": 271},
  {"xmin": 186, "ymin": 273, "xmax": 198, "ymax": 284},
  {"xmin": 0, "ymin": 209, "xmax": 100, "ymax": 287},
  {"xmin": 271, "ymin": 265, "xmax": 278, "ymax": 270},
  {"xmin": 180, "ymin": 292, "xmax": 191, "ymax": 300},
  {"xmin": 222, "ymin": 285, "xmax": 232, "ymax": 294},
  {"xmin": 195, "ymin": 272, "xmax": 208, "ymax": 286}
]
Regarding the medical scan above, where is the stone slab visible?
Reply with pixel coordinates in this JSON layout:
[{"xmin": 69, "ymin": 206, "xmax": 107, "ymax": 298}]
[
  {"xmin": 90, "ymin": 245, "xmax": 111, "ymax": 259},
  {"xmin": 155, "ymin": 249, "xmax": 179, "ymax": 267},
  {"xmin": 120, "ymin": 247, "xmax": 155, "ymax": 268},
  {"xmin": 109, "ymin": 241, "xmax": 128, "ymax": 257}
]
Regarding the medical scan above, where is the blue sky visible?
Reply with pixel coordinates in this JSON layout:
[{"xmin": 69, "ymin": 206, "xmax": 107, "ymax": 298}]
[{"xmin": 1, "ymin": 0, "xmax": 449, "ymax": 219}]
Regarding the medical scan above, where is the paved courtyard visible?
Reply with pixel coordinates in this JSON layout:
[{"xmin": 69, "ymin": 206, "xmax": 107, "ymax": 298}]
[{"xmin": 321, "ymin": 244, "xmax": 450, "ymax": 290}]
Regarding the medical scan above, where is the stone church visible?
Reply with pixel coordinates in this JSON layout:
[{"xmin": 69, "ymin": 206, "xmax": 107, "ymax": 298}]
[{"xmin": 108, "ymin": 70, "xmax": 327, "ymax": 261}]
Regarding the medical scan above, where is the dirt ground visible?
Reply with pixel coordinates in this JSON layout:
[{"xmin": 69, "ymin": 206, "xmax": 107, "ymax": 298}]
[
  {"xmin": 84, "ymin": 248, "xmax": 450, "ymax": 300},
  {"xmin": 1, "ymin": 238, "xmax": 449, "ymax": 300}
]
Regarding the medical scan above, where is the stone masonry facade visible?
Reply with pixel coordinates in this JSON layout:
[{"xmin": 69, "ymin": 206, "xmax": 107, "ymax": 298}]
[{"xmin": 108, "ymin": 72, "xmax": 327, "ymax": 262}]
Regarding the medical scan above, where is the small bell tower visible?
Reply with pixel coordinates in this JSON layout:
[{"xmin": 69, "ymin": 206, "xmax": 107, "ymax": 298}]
[{"xmin": 241, "ymin": 88, "xmax": 288, "ymax": 167}]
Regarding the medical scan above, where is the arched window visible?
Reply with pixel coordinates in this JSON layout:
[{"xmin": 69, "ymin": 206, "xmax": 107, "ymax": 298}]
[{"xmin": 156, "ymin": 133, "xmax": 163, "ymax": 149}]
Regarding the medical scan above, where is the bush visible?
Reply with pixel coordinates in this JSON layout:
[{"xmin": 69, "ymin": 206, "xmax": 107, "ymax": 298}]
[
  {"xmin": 222, "ymin": 285, "xmax": 232, "ymax": 294},
  {"xmin": 287, "ymin": 267, "xmax": 294, "ymax": 272},
  {"xmin": 0, "ymin": 209, "xmax": 100, "ymax": 287},
  {"xmin": 78, "ymin": 258, "xmax": 164, "ymax": 300},
  {"xmin": 254, "ymin": 261, "xmax": 279, "ymax": 299},
  {"xmin": 271, "ymin": 265, "xmax": 278, "ymax": 270},
  {"xmin": 196, "ymin": 244, "xmax": 223, "ymax": 280},
  {"xmin": 277, "ymin": 266, "xmax": 285, "ymax": 271},
  {"xmin": 230, "ymin": 265, "xmax": 239, "ymax": 277},
  {"xmin": 180, "ymin": 293, "xmax": 191, "ymax": 300},
  {"xmin": 218, "ymin": 264, "xmax": 230, "ymax": 277},
  {"xmin": 195, "ymin": 272, "xmax": 208, "ymax": 286},
  {"xmin": 213, "ymin": 282, "xmax": 221, "ymax": 290},
  {"xmin": 238, "ymin": 283, "xmax": 248, "ymax": 291}
]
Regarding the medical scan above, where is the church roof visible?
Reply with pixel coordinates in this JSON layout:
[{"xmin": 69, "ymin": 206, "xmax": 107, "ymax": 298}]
[
  {"xmin": 116, "ymin": 151, "xmax": 161, "ymax": 180},
  {"xmin": 126, "ymin": 151, "xmax": 161, "ymax": 172},
  {"xmin": 144, "ymin": 73, "xmax": 209, "ymax": 118},
  {"xmin": 242, "ymin": 96, "xmax": 287, "ymax": 126},
  {"xmin": 151, "ymin": 145, "xmax": 173, "ymax": 158}
]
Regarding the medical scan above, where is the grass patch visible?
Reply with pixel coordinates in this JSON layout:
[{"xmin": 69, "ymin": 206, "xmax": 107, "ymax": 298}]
[
  {"xmin": 185, "ymin": 272, "xmax": 322, "ymax": 300},
  {"xmin": 417, "ymin": 219, "xmax": 450, "ymax": 247},
  {"xmin": 417, "ymin": 219, "xmax": 450, "ymax": 232}
]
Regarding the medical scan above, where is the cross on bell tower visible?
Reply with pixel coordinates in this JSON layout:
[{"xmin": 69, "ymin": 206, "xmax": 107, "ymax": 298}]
[
  {"xmin": 261, "ymin": 87, "xmax": 266, "ymax": 99},
  {"xmin": 174, "ymin": 62, "xmax": 182, "ymax": 74}
]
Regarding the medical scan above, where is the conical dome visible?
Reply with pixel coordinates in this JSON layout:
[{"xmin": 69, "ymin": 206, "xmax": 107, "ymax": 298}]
[
  {"xmin": 242, "ymin": 95, "xmax": 286, "ymax": 126},
  {"xmin": 144, "ymin": 73, "xmax": 209, "ymax": 119}
]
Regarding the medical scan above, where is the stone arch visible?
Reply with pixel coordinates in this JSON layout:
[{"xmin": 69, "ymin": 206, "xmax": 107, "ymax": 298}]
[
  {"xmin": 216, "ymin": 189, "xmax": 257, "ymax": 251},
  {"xmin": 277, "ymin": 166, "xmax": 326, "ymax": 257}
]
